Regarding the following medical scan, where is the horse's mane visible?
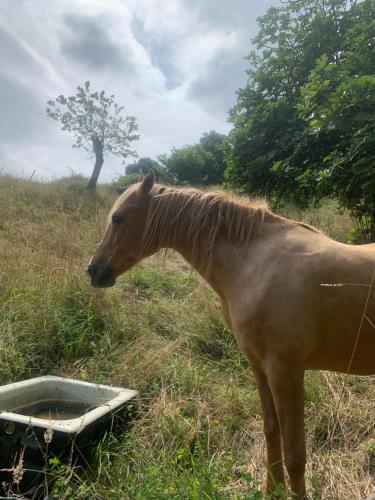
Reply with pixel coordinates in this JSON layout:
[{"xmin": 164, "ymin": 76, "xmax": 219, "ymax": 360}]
[{"xmin": 142, "ymin": 184, "xmax": 268, "ymax": 261}]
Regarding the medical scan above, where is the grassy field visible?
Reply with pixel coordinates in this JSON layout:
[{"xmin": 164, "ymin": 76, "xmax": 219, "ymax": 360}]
[{"xmin": 0, "ymin": 175, "xmax": 374, "ymax": 499}]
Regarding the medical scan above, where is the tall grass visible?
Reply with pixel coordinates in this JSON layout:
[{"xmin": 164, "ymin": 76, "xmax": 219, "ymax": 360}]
[{"xmin": 0, "ymin": 176, "xmax": 373, "ymax": 499}]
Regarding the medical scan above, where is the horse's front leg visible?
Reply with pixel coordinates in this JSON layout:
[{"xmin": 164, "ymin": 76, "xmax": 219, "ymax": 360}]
[
  {"xmin": 267, "ymin": 362, "xmax": 306, "ymax": 499},
  {"xmin": 251, "ymin": 363, "xmax": 285, "ymax": 494}
]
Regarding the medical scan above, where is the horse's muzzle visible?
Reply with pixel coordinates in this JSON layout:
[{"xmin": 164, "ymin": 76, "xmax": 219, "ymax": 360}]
[{"xmin": 87, "ymin": 262, "xmax": 116, "ymax": 288}]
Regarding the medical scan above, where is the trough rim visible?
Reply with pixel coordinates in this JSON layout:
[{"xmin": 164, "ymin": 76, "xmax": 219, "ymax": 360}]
[{"xmin": 0, "ymin": 375, "xmax": 138, "ymax": 434}]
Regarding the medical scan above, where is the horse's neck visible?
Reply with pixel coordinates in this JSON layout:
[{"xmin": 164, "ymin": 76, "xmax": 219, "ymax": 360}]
[
  {"xmin": 168, "ymin": 212, "xmax": 288, "ymax": 298},
  {"xmin": 168, "ymin": 230, "xmax": 241, "ymax": 298},
  {"xmin": 151, "ymin": 188, "xmax": 285, "ymax": 295}
]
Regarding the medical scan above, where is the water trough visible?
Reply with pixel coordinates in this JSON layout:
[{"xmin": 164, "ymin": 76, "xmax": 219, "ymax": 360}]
[{"xmin": 0, "ymin": 376, "xmax": 138, "ymax": 495}]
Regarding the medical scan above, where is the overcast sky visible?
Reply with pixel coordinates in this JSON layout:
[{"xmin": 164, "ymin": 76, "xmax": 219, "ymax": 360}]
[{"xmin": 0, "ymin": 0, "xmax": 279, "ymax": 182}]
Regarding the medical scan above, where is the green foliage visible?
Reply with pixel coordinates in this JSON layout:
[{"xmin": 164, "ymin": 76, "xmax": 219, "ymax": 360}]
[
  {"xmin": 126, "ymin": 157, "xmax": 171, "ymax": 182},
  {"xmin": 165, "ymin": 144, "xmax": 208, "ymax": 185},
  {"xmin": 111, "ymin": 172, "xmax": 140, "ymax": 190},
  {"xmin": 47, "ymin": 81, "xmax": 139, "ymax": 159},
  {"xmin": 298, "ymin": 10, "xmax": 375, "ymax": 237},
  {"xmin": 127, "ymin": 157, "xmax": 158, "ymax": 175},
  {"xmin": 164, "ymin": 130, "xmax": 227, "ymax": 185},
  {"xmin": 113, "ymin": 131, "xmax": 227, "ymax": 189},
  {"xmin": 227, "ymin": 0, "xmax": 375, "ymax": 237}
]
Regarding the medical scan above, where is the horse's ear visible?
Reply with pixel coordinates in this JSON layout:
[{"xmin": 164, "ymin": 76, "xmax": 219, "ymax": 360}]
[{"xmin": 139, "ymin": 170, "xmax": 155, "ymax": 195}]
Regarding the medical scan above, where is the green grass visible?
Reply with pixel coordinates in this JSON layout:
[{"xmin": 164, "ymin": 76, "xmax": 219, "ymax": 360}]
[{"xmin": 0, "ymin": 176, "xmax": 374, "ymax": 499}]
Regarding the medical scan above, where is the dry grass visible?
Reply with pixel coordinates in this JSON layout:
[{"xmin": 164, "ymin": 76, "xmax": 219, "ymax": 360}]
[{"xmin": 0, "ymin": 175, "xmax": 374, "ymax": 499}]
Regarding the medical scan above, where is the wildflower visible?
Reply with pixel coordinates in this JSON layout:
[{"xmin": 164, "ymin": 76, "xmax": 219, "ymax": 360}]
[{"xmin": 44, "ymin": 427, "xmax": 54, "ymax": 444}]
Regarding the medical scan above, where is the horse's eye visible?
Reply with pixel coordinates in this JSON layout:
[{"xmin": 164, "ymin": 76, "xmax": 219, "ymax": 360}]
[{"xmin": 112, "ymin": 214, "xmax": 123, "ymax": 225}]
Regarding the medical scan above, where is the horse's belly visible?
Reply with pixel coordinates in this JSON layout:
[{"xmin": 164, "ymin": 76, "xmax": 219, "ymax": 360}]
[{"xmin": 306, "ymin": 322, "xmax": 375, "ymax": 375}]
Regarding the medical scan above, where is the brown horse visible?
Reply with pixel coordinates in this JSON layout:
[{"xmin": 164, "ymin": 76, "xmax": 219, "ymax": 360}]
[{"xmin": 88, "ymin": 171, "xmax": 375, "ymax": 498}]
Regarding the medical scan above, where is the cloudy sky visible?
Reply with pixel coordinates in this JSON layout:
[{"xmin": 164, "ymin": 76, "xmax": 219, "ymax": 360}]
[{"xmin": 0, "ymin": 0, "xmax": 279, "ymax": 182}]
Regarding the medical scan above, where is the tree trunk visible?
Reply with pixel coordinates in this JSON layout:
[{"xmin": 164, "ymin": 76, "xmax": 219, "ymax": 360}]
[
  {"xmin": 87, "ymin": 136, "xmax": 104, "ymax": 190},
  {"xmin": 371, "ymin": 215, "xmax": 375, "ymax": 243}
]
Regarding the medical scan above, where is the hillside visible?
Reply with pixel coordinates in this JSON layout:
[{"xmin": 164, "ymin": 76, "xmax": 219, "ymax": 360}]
[{"xmin": 0, "ymin": 176, "xmax": 374, "ymax": 499}]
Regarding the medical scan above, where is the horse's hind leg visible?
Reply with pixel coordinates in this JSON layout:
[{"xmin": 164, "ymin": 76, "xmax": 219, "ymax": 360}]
[
  {"xmin": 251, "ymin": 363, "xmax": 285, "ymax": 493},
  {"xmin": 267, "ymin": 362, "xmax": 306, "ymax": 499}
]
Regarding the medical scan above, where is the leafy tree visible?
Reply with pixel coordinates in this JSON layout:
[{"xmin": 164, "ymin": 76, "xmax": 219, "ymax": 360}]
[
  {"xmin": 46, "ymin": 81, "xmax": 139, "ymax": 189},
  {"xmin": 198, "ymin": 131, "xmax": 227, "ymax": 185},
  {"xmin": 165, "ymin": 145, "xmax": 207, "ymax": 185},
  {"xmin": 298, "ymin": 6, "xmax": 375, "ymax": 238},
  {"xmin": 164, "ymin": 131, "xmax": 227, "ymax": 185},
  {"xmin": 126, "ymin": 157, "xmax": 159, "ymax": 175},
  {"xmin": 227, "ymin": 0, "xmax": 375, "ymax": 237},
  {"xmin": 111, "ymin": 172, "xmax": 140, "ymax": 191},
  {"xmin": 126, "ymin": 157, "xmax": 170, "ymax": 182}
]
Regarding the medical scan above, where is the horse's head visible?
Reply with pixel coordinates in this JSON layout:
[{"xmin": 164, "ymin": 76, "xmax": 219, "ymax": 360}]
[{"xmin": 87, "ymin": 171, "xmax": 155, "ymax": 288}]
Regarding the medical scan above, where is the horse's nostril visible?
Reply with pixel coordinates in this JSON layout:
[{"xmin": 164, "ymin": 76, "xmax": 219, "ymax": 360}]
[{"xmin": 87, "ymin": 264, "xmax": 97, "ymax": 277}]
